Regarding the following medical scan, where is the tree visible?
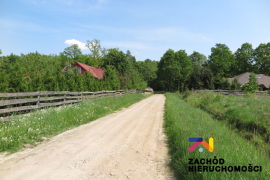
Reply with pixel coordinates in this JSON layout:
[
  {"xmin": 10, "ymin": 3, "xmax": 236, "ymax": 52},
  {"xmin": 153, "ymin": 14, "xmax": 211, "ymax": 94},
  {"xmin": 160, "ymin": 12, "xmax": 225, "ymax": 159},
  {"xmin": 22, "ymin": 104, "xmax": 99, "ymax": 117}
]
[
  {"xmin": 86, "ymin": 39, "xmax": 107, "ymax": 66},
  {"xmin": 208, "ymin": 43, "xmax": 236, "ymax": 77},
  {"xmin": 137, "ymin": 59, "xmax": 158, "ymax": 87},
  {"xmin": 0, "ymin": 67, "xmax": 9, "ymax": 92},
  {"xmin": 76, "ymin": 54, "xmax": 98, "ymax": 67},
  {"xmin": 244, "ymin": 72, "xmax": 259, "ymax": 94},
  {"xmin": 254, "ymin": 43, "xmax": 270, "ymax": 75},
  {"xmin": 126, "ymin": 50, "xmax": 136, "ymax": 64},
  {"xmin": 156, "ymin": 49, "xmax": 192, "ymax": 91},
  {"xmin": 231, "ymin": 78, "xmax": 241, "ymax": 90},
  {"xmin": 103, "ymin": 48, "xmax": 129, "ymax": 75},
  {"xmin": 188, "ymin": 66, "xmax": 214, "ymax": 90},
  {"xmin": 63, "ymin": 44, "xmax": 82, "ymax": 60},
  {"xmin": 84, "ymin": 72, "xmax": 95, "ymax": 91},
  {"xmin": 221, "ymin": 78, "xmax": 231, "ymax": 90},
  {"xmin": 174, "ymin": 50, "xmax": 193, "ymax": 91},
  {"xmin": 0, "ymin": 49, "xmax": 2, "ymax": 61},
  {"xmin": 102, "ymin": 48, "xmax": 146, "ymax": 90},
  {"xmin": 208, "ymin": 44, "xmax": 236, "ymax": 89},
  {"xmin": 234, "ymin": 43, "xmax": 254, "ymax": 74},
  {"xmin": 63, "ymin": 61, "xmax": 75, "ymax": 76},
  {"xmin": 189, "ymin": 51, "xmax": 207, "ymax": 66},
  {"xmin": 103, "ymin": 65, "xmax": 120, "ymax": 90},
  {"xmin": 156, "ymin": 49, "xmax": 176, "ymax": 91}
]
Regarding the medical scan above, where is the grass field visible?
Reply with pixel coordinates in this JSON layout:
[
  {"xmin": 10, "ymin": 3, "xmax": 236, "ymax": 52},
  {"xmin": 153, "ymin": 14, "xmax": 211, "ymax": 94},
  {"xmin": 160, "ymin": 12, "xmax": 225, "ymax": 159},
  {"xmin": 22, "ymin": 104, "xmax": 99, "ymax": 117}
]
[
  {"xmin": 164, "ymin": 93, "xmax": 270, "ymax": 180},
  {"xmin": 0, "ymin": 93, "xmax": 150, "ymax": 153},
  {"xmin": 185, "ymin": 91, "xmax": 270, "ymax": 154}
]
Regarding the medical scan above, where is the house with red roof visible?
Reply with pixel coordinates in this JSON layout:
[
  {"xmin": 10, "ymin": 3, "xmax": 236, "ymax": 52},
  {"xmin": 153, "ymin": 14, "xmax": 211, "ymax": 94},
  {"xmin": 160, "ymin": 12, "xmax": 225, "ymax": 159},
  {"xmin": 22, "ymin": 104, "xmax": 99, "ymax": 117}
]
[{"xmin": 63, "ymin": 62, "xmax": 104, "ymax": 79}]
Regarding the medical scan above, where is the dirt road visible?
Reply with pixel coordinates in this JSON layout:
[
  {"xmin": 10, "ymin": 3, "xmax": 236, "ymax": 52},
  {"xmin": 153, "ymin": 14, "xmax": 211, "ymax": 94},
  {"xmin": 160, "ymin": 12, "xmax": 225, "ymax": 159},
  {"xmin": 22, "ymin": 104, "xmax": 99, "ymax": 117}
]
[{"xmin": 0, "ymin": 94, "xmax": 173, "ymax": 180}]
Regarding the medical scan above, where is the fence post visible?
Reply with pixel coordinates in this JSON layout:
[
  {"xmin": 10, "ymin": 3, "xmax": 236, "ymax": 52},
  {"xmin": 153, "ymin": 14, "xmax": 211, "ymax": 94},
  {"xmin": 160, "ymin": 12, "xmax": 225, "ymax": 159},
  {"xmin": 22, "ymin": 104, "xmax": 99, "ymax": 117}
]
[
  {"xmin": 64, "ymin": 92, "xmax": 66, "ymax": 104},
  {"xmin": 37, "ymin": 92, "xmax": 40, "ymax": 108}
]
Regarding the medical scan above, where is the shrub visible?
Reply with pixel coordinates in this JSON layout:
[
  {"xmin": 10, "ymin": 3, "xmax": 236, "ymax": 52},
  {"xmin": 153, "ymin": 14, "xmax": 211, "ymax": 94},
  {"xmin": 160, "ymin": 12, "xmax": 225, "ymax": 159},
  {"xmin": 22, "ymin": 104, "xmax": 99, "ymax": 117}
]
[{"xmin": 244, "ymin": 72, "xmax": 259, "ymax": 94}]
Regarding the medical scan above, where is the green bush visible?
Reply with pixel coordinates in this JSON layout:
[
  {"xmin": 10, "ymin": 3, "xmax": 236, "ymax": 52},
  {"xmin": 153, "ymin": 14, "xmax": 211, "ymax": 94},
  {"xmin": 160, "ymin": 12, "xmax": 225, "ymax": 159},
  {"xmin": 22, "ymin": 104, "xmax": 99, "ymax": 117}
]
[
  {"xmin": 182, "ymin": 90, "xmax": 192, "ymax": 99},
  {"xmin": 244, "ymin": 72, "xmax": 259, "ymax": 94}
]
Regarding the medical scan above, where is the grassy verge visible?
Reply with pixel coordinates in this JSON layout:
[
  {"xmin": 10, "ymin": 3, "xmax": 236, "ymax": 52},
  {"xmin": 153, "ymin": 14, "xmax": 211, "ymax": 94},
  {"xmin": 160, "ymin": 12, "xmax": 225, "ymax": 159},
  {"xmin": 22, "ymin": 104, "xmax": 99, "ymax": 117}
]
[
  {"xmin": 184, "ymin": 91, "xmax": 270, "ymax": 153},
  {"xmin": 0, "ymin": 93, "xmax": 150, "ymax": 153},
  {"xmin": 164, "ymin": 93, "xmax": 270, "ymax": 180}
]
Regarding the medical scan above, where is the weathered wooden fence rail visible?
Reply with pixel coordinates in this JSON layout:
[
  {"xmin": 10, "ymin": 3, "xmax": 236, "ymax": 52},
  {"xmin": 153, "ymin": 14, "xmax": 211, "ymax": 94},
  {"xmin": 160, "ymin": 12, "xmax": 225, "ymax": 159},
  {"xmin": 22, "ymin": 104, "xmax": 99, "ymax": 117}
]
[
  {"xmin": 193, "ymin": 90, "xmax": 270, "ymax": 96},
  {"xmin": 0, "ymin": 89, "xmax": 137, "ymax": 115}
]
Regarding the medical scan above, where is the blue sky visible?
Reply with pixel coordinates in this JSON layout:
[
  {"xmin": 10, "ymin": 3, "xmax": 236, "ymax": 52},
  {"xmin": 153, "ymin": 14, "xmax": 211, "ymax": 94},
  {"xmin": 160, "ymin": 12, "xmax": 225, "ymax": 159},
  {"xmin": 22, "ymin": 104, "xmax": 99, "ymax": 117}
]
[{"xmin": 1, "ymin": 0, "xmax": 270, "ymax": 61}]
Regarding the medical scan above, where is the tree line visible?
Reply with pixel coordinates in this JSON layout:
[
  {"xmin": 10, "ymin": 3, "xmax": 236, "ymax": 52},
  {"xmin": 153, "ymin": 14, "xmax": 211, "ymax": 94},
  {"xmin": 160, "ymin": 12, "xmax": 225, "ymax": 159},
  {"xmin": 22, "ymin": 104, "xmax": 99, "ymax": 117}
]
[
  {"xmin": 154, "ymin": 42, "xmax": 270, "ymax": 91},
  {"xmin": 0, "ymin": 39, "xmax": 147, "ymax": 93},
  {"xmin": 0, "ymin": 40, "xmax": 269, "ymax": 93}
]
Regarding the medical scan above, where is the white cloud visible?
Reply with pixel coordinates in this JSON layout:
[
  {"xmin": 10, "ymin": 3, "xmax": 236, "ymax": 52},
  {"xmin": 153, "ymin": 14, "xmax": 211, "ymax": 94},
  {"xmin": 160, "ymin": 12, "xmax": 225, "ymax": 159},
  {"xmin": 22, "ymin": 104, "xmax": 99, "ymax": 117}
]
[{"xmin": 64, "ymin": 39, "xmax": 88, "ymax": 50}]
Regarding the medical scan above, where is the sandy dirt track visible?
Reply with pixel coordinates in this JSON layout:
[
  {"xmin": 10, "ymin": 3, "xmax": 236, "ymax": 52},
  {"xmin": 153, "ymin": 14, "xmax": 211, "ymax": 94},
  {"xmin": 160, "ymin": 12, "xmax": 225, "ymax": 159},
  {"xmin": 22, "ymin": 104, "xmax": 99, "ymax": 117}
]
[{"xmin": 0, "ymin": 94, "xmax": 173, "ymax": 180}]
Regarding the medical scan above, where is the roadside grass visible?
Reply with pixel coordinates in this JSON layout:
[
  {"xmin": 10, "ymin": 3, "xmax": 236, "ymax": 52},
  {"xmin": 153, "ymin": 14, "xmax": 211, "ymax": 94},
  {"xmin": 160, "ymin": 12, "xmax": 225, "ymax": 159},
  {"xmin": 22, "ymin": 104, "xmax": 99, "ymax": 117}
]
[
  {"xmin": 184, "ymin": 91, "xmax": 270, "ymax": 153},
  {"xmin": 164, "ymin": 93, "xmax": 270, "ymax": 180},
  {"xmin": 0, "ymin": 93, "xmax": 150, "ymax": 153}
]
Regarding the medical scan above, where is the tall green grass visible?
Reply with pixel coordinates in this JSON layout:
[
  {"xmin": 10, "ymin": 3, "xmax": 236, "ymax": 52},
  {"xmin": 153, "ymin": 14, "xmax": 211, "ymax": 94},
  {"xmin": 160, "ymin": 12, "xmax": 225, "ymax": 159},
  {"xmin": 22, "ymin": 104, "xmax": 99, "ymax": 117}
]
[
  {"xmin": 185, "ymin": 91, "xmax": 270, "ymax": 150},
  {"xmin": 164, "ymin": 93, "xmax": 270, "ymax": 180},
  {"xmin": 0, "ymin": 93, "xmax": 150, "ymax": 153}
]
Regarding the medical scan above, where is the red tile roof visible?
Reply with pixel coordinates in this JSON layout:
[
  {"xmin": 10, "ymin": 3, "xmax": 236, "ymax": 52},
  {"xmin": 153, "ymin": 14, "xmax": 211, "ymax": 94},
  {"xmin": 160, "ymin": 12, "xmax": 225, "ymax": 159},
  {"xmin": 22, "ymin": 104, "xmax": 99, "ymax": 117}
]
[{"xmin": 74, "ymin": 62, "xmax": 104, "ymax": 79}]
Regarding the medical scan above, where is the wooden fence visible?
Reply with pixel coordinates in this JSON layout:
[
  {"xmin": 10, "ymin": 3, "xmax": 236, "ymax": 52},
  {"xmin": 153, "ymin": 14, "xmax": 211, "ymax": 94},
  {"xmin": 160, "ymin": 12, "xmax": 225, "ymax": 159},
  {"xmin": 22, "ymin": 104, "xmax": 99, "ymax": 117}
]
[
  {"xmin": 0, "ymin": 90, "xmax": 137, "ymax": 116},
  {"xmin": 193, "ymin": 90, "xmax": 270, "ymax": 96}
]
